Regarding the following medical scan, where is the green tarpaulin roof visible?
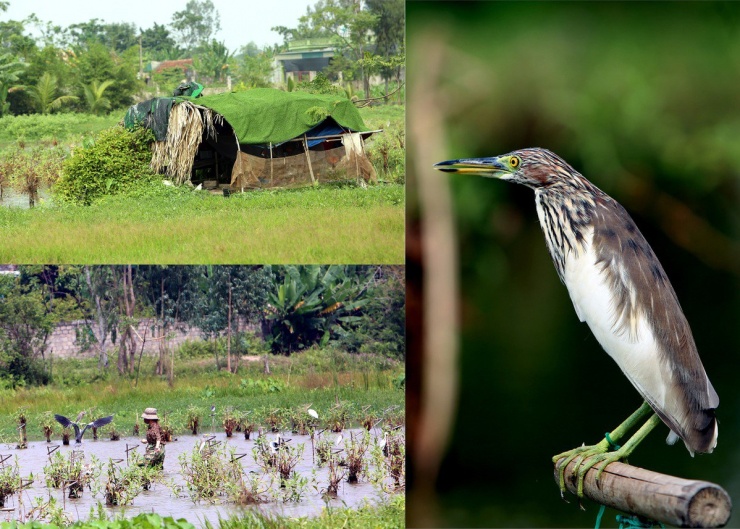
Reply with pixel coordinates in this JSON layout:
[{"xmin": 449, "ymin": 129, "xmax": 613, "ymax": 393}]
[{"xmin": 188, "ymin": 88, "xmax": 369, "ymax": 145}]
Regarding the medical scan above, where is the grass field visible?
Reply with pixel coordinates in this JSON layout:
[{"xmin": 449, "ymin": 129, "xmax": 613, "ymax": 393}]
[{"xmin": 0, "ymin": 182, "xmax": 404, "ymax": 263}]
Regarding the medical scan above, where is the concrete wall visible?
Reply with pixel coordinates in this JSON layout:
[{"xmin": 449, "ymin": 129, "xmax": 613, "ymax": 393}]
[{"xmin": 45, "ymin": 318, "xmax": 263, "ymax": 359}]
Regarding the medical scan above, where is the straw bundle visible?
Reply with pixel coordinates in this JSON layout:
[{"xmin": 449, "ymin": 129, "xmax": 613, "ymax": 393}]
[{"xmin": 149, "ymin": 102, "xmax": 219, "ymax": 185}]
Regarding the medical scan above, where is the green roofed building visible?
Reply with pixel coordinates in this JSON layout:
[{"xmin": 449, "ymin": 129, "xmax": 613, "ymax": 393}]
[{"xmin": 124, "ymin": 88, "xmax": 379, "ymax": 190}]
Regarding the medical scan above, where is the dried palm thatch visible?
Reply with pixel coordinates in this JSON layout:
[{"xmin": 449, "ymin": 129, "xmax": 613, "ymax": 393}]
[{"xmin": 150, "ymin": 102, "xmax": 219, "ymax": 185}]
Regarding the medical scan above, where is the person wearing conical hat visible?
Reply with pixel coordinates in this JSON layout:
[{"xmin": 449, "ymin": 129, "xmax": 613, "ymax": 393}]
[{"xmin": 141, "ymin": 407, "xmax": 165, "ymax": 468}]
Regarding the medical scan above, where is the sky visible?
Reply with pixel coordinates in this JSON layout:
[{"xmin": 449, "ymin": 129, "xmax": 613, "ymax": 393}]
[{"xmin": 2, "ymin": 0, "xmax": 314, "ymax": 51}]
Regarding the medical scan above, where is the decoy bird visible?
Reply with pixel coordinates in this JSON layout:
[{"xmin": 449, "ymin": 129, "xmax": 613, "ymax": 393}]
[
  {"xmin": 270, "ymin": 433, "xmax": 292, "ymax": 453},
  {"xmin": 436, "ymin": 148, "xmax": 718, "ymax": 498},
  {"xmin": 379, "ymin": 432, "xmax": 389, "ymax": 457},
  {"xmin": 308, "ymin": 409, "xmax": 319, "ymax": 419},
  {"xmin": 54, "ymin": 412, "xmax": 114, "ymax": 443}
]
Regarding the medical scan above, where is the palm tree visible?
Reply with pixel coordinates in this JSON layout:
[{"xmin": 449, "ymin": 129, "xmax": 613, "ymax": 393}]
[
  {"xmin": 27, "ymin": 73, "xmax": 78, "ymax": 114},
  {"xmin": 196, "ymin": 39, "xmax": 233, "ymax": 82},
  {"xmin": 82, "ymin": 79, "xmax": 114, "ymax": 115},
  {"xmin": 0, "ymin": 52, "xmax": 26, "ymax": 116}
]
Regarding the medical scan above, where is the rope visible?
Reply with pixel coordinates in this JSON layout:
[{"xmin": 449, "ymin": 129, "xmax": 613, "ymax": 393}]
[
  {"xmin": 616, "ymin": 515, "xmax": 664, "ymax": 528},
  {"xmin": 595, "ymin": 507, "xmax": 665, "ymax": 529},
  {"xmin": 595, "ymin": 505, "xmax": 606, "ymax": 529}
]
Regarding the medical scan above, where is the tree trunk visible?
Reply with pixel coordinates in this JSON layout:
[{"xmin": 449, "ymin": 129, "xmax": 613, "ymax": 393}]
[
  {"xmin": 157, "ymin": 276, "xmax": 165, "ymax": 375},
  {"xmin": 227, "ymin": 282, "xmax": 232, "ymax": 373},
  {"xmin": 125, "ymin": 266, "xmax": 137, "ymax": 374},
  {"xmin": 84, "ymin": 266, "xmax": 109, "ymax": 368}
]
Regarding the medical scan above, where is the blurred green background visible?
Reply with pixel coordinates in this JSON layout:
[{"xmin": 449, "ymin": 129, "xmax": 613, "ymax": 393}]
[{"xmin": 407, "ymin": 1, "xmax": 740, "ymax": 527}]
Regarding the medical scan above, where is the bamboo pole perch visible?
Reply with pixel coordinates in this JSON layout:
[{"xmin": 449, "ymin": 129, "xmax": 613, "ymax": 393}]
[{"xmin": 554, "ymin": 458, "xmax": 732, "ymax": 528}]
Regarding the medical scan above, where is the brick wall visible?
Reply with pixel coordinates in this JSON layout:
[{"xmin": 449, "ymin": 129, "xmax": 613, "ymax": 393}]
[{"xmin": 45, "ymin": 318, "xmax": 263, "ymax": 359}]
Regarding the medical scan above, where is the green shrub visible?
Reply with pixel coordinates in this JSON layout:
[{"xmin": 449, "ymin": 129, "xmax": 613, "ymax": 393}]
[
  {"xmin": 366, "ymin": 129, "xmax": 405, "ymax": 183},
  {"xmin": 54, "ymin": 126, "xmax": 158, "ymax": 205}
]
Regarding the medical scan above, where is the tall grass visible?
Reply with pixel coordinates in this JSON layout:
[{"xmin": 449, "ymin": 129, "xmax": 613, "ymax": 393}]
[
  {"xmin": 0, "ymin": 113, "xmax": 120, "ymax": 151},
  {"xmin": 0, "ymin": 183, "xmax": 404, "ymax": 263}
]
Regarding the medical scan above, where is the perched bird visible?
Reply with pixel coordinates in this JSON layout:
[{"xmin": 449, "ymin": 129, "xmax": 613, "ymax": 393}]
[
  {"xmin": 54, "ymin": 412, "xmax": 115, "ymax": 443},
  {"xmin": 308, "ymin": 409, "xmax": 319, "ymax": 419},
  {"xmin": 435, "ymin": 148, "xmax": 718, "ymax": 497}
]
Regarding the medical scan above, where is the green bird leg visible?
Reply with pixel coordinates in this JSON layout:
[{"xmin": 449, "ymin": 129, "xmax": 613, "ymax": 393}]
[
  {"xmin": 574, "ymin": 413, "xmax": 661, "ymax": 497},
  {"xmin": 552, "ymin": 402, "xmax": 654, "ymax": 497}
]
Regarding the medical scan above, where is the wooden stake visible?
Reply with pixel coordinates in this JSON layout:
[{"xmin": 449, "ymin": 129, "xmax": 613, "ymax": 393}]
[
  {"xmin": 303, "ymin": 134, "xmax": 317, "ymax": 185},
  {"xmin": 554, "ymin": 458, "xmax": 732, "ymax": 528}
]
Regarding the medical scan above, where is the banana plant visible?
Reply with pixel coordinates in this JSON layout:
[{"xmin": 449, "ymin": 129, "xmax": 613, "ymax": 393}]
[{"xmin": 266, "ymin": 266, "xmax": 373, "ymax": 353}]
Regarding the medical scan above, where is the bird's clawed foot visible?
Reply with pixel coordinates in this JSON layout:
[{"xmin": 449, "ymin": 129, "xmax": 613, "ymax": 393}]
[{"xmin": 552, "ymin": 436, "xmax": 624, "ymax": 500}]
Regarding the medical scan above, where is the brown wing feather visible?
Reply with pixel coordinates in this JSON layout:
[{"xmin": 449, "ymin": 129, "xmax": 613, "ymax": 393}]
[{"xmin": 591, "ymin": 197, "xmax": 717, "ymax": 453}]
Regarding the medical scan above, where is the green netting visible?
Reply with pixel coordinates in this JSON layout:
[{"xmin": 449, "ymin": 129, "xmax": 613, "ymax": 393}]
[
  {"xmin": 187, "ymin": 88, "xmax": 369, "ymax": 145},
  {"xmin": 123, "ymin": 98, "xmax": 175, "ymax": 141}
]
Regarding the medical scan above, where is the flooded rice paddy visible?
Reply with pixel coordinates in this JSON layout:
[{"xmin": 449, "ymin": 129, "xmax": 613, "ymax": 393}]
[{"xmin": 0, "ymin": 428, "xmax": 397, "ymax": 526}]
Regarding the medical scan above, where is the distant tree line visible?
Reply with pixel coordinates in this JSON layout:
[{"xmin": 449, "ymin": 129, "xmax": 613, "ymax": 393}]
[
  {"xmin": 0, "ymin": 265, "xmax": 405, "ymax": 388},
  {"xmin": 0, "ymin": 0, "xmax": 404, "ymax": 117}
]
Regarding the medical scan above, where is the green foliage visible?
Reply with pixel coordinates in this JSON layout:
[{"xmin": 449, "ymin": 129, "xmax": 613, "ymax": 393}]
[
  {"xmin": 74, "ymin": 42, "xmax": 139, "ymax": 112},
  {"xmin": 194, "ymin": 39, "xmax": 232, "ymax": 82},
  {"xmin": 141, "ymin": 23, "xmax": 181, "ymax": 62},
  {"xmin": 178, "ymin": 440, "xmax": 241, "ymax": 500},
  {"xmin": 170, "ymin": 0, "xmax": 221, "ymax": 52},
  {"xmin": 294, "ymin": 73, "xmax": 346, "ymax": 97},
  {"xmin": 0, "ymin": 113, "xmax": 119, "ymax": 147},
  {"xmin": 0, "ymin": 144, "xmax": 66, "ymax": 206},
  {"xmin": 0, "ymin": 275, "xmax": 54, "ymax": 386},
  {"xmin": 239, "ymin": 377, "xmax": 286, "ymax": 394},
  {"xmin": 82, "ymin": 79, "xmax": 114, "ymax": 115},
  {"xmin": 26, "ymin": 72, "xmax": 78, "ymax": 114},
  {"xmin": 54, "ymin": 126, "xmax": 158, "ymax": 205},
  {"xmin": 234, "ymin": 45, "xmax": 274, "ymax": 89},
  {"xmin": 266, "ymin": 265, "xmax": 373, "ymax": 354},
  {"xmin": 366, "ymin": 128, "xmax": 404, "ymax": 183},
  {"xmin": 0, "ymin": 513, "xmax": 195, "ymax": 529},
  {"xmin": 0, "ymin": 51, "xmax": 25, "ymax": 117}
]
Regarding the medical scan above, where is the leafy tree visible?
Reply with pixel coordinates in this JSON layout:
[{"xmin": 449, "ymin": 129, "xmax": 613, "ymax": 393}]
[
  {"xmin": 266, "ymin": 265, "xmax": 373, "ymax": 354},
  {"xmin": 181, "ymin": 266, "xmax": 272, "ymax": 371},
  {"xmin": 0, "ymin": 274, "xmax": 54, "ymax": 386},
  {"xmin": 339, "ymin": 266, "xmax": 405, "ymax": 358},
  {"xmin": 0, "ymin": 20, "xmax": 37, "ymax": 59},
  {"xmin": 138, "ymin": 266, "xmax": 196, "ymax": 377},
  {"xmin": 82, "ymin": 79, "xmax": 114, "ymax": 115},
  {"xmin": 235, "ymin": 46, "xmax": 274, "ymax": 88},
  {"xmin": 67, "ymin": 19, "xmax": 138, "ymax": 53},
  {"xmin": 9, "ymin": 46, "xmax": 73, "ymax": 115},
  {"xmin": 366, "ymin": 0, "xmax": 404, "ymax": 96},
  {"xmin": 26, "ymin": 72, "xmax": 78, "ymax": 114},
  {"xmin": 170, "ymin": 0, "xmax": 221, "ymax": 52},
  {"xmin": 194, "ymin": 39, "xmax": 232, "ymax": 82},
  {"xmin": 140, "ymin": 23, "xmax": 180, "ymax": 61},
  {"xmin": 0, "ymin": 52, "xmax": 25, "ymax": 116},
  {"xmin": 280, "ymin": 0, "xmax": 379, "ymax": 96},
  {"xmin": 74, "ymin": 42, "xmax": 140, "ymax": 111}
]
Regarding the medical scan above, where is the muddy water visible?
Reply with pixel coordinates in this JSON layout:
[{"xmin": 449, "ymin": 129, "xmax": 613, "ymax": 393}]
[
  {"xmin": 0, "ymin": 188, "xmax": 52, "ymax": 209},
  {"xmin": 0, "ymin": 429, "xmax": 389, "ymax": 526}
]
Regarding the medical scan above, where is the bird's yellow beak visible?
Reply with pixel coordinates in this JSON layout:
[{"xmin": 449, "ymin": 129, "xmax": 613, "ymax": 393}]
[{"xmin": 433, "ymin": 157, "xmax": 509, "ymax": 177}]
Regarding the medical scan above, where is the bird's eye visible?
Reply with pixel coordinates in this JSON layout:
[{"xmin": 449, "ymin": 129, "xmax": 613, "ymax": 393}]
[{"xmin": 510, "ymin": 156, "xmax": 520, "ymax": 168}]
